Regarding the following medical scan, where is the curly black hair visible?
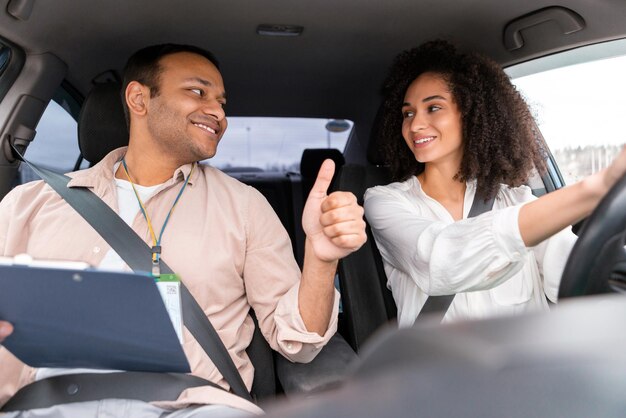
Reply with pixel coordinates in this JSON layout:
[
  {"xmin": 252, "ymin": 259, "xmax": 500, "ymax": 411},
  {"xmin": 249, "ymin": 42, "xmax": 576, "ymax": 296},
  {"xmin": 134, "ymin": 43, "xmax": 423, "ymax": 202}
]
[{"xmin": 378, "ymin": 39, "xmax": 547, "ymax": 200}]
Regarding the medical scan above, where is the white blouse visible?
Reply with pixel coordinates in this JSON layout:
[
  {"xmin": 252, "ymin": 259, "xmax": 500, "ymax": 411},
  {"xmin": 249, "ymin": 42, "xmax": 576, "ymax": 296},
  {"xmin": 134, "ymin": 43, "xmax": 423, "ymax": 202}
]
[{"xmin": 364, "ymin": 177, "xmax": 577, "ymax": 327}]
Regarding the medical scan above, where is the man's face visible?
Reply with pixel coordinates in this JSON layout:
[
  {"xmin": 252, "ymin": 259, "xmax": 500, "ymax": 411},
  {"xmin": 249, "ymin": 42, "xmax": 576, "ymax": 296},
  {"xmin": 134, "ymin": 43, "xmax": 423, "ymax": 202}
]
[{"xmin": 145, "ymin": 52, "xmax": 228, "ymax": 163}]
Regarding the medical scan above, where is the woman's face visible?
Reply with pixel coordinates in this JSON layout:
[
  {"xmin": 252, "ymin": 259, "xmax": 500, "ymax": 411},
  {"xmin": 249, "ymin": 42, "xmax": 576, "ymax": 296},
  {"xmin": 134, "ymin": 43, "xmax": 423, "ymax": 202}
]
[{"xmin": 401, "ymin": 72, "xmax": 463, "ymax": 168}]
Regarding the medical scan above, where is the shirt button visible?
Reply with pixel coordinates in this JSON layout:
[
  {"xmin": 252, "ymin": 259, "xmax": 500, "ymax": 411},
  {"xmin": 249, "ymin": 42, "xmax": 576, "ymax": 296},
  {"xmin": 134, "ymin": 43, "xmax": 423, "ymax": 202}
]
[{"xmin": 93, "ymin": 247, "xmax": 101, "ymax": 254}]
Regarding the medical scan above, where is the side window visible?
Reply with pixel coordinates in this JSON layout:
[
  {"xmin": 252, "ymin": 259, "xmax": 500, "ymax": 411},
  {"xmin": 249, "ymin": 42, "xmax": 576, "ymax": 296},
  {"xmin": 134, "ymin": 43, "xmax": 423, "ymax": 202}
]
[
  {"xmin": 508, "ymin": 40, "xmax": 626, "ymax": 185},
  {"xmin": 0, "ymin": 47, "xmax": 10, "ymax": 77},
  {"xmin": 19, "ymin": 87, "xmax": 86, "ymax": 183},
  {"xmin": 0, "ymin": 44, "xmax": 18, "ymax": 101}
]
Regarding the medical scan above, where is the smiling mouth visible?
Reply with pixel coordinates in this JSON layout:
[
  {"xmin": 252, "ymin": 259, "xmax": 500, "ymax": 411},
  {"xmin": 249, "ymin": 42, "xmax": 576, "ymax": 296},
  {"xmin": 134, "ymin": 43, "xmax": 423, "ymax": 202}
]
[
  {"xmin": 414, "ymin": 136, "xmax": 435, "ymax": 145},
  {"xmin": 193, "ymin": 122, "xmax": 217, "ymax": 135}
]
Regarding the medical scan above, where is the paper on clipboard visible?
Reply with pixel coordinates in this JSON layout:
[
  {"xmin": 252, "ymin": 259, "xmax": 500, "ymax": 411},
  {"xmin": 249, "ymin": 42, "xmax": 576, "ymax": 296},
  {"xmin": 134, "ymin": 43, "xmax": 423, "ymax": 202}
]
[{"xmin": 0, "ymin": 262, "xmax": 190, "ymax": 373}]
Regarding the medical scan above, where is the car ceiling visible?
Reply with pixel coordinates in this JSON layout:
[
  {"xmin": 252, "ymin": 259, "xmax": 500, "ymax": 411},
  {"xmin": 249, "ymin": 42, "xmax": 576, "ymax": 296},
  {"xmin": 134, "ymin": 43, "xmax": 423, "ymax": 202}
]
[{"xmin": 0, "ymin": 0, "xmax": 624, "ymax": 143}]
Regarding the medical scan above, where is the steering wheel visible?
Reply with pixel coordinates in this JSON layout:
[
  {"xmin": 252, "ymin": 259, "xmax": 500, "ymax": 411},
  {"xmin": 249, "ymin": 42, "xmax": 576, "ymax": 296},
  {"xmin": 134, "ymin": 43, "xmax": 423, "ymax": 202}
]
[{"xmin": 558, "ymin": 174, "xmax": 626, "ymax": 298}]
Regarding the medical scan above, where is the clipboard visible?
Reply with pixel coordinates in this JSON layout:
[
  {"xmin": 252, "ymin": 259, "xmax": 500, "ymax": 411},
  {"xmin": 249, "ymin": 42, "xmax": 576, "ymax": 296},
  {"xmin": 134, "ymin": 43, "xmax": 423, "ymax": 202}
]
[{"xmin": 0, "ymin": 263, "xmax": 190, "ymax": 373}]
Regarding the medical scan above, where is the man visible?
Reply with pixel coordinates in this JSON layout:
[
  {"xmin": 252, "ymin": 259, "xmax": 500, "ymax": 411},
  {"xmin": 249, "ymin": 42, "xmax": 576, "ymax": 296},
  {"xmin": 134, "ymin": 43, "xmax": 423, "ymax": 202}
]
[{"xmin": 0, "ymin": 44, "xmax": 366, "ymax": 416}]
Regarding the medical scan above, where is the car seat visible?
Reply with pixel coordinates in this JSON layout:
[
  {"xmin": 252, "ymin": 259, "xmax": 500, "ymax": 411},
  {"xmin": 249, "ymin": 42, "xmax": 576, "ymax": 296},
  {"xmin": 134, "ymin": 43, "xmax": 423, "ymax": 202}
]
[
  {"xmin": 299, "ymin": 148, "xmax": 345, "ymax": 201},
  {"xmin": 334, "ymin": 109, "xmax": 397, "ymax": 352}
]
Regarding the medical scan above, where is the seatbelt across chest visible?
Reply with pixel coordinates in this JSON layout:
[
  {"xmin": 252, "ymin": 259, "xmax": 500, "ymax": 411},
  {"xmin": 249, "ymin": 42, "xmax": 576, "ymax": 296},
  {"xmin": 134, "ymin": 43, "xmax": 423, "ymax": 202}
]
[{"xmin": 416, "ymin": 190, "xmax": 496, "ymax": 323}]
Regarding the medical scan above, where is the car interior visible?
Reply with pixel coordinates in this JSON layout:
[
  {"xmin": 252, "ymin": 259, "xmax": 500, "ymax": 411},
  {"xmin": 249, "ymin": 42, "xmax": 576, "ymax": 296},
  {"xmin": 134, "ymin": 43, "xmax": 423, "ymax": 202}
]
[{"xmin": 0, "ymin": 0, "xmax": 626, "ymax": 415}]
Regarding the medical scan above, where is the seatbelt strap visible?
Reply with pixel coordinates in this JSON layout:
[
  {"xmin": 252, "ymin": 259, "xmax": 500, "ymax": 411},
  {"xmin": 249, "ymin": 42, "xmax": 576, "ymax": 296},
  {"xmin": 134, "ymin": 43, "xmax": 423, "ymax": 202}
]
[
  {"xmin": 12, "ymin": 146, "xmax": 252, "ymax": 402},
  {"xmin": 416, "ymin": 190, "xmax": 496, "ymax": 322},
  {"xmin": 1, "ymin": 372, "xmax": 218, "ymax": 412}
]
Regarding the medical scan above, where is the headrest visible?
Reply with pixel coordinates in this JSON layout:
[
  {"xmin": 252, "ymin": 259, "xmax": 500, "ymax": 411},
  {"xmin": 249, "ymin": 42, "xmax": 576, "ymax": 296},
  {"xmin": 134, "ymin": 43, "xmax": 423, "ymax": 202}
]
[
  {"xmin": 366, "ymin": 103, "xmax": 386, "ymax": 166},
  {"xmin": 300, "ymin": 148, "xmax": 345, "ymax": 178},
  {"xmin": 78, "ymin": 82, "xmax": 129, "ymax": 165}
]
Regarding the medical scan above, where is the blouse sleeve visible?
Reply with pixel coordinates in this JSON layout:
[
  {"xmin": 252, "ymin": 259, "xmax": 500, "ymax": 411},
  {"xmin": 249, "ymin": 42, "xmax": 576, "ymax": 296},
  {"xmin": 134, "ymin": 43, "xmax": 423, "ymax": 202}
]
[{"xmin": 364, "ymin": 186, "xmax": 528, "ymax": 295}]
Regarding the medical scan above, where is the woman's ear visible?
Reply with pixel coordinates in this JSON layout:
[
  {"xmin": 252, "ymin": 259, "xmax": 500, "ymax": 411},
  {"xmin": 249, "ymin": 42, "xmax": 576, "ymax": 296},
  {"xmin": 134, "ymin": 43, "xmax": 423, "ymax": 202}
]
[{"xmin": 125, "ymin": 81, "xmax": 149, "ymax": 117}]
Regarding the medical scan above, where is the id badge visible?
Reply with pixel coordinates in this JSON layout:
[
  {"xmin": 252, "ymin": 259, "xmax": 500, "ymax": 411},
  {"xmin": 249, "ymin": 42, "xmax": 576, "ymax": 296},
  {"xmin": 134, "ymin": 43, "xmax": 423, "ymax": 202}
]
[{"xmin": 155, "ymin": 274, "xmax": 184, "ymax": 343}]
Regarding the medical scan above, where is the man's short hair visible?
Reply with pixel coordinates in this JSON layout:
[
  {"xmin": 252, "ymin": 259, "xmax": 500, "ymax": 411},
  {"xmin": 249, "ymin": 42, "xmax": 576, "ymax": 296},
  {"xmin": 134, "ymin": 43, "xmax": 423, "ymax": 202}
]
[{"xmin": 121, "ymin": 43, "xmax": 220, "ymax": 128}]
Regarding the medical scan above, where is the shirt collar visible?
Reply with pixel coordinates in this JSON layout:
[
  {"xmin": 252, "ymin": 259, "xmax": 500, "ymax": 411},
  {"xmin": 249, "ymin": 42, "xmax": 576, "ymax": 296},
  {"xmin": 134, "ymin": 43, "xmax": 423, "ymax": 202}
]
[
  {"xmin": 172, "ymin": 162, "xmax": 197, "ymax": 186},
  {"xmin": 67, "ymin": 146, "xmax": 198, "ymax": 188}
]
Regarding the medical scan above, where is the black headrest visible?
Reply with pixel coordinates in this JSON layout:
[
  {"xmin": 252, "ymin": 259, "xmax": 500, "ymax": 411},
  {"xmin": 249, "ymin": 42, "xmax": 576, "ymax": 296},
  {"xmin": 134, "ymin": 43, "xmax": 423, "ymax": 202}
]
[
  {"xmin": 366, "ymin": 103, "xmax": 386, "ymax": 166},
  {"xmin": 78, "ymin": 82, "xmax": 129, "ymax": 165},
  {"xmin": 300, "ymin": 148, "xmax": 345, "ymax": 178}
]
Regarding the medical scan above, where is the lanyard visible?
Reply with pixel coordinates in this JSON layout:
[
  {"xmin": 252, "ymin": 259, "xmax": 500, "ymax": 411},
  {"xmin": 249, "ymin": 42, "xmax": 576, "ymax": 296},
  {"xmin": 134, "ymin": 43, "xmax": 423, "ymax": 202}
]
[{"xmin": 120, "ymin": 159, "xmax": 195, "ymax": 277}]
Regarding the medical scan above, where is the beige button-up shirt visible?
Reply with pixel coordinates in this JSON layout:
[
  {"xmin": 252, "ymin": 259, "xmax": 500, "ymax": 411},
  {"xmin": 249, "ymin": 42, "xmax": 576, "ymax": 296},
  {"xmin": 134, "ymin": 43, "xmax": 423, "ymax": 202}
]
[{"xmin": 0, "ymin": 147, "xmax": 339, "ymax": 413}]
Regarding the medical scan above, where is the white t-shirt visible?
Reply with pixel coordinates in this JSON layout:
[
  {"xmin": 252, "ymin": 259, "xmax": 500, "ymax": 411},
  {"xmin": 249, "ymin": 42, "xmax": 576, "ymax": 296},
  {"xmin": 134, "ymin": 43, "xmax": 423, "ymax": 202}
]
[
  {"xmin": 36, "ymin": 173, "xmax": 162, "ymax": 381},
  {"xmin": 98, "ymin": 177, "xmax": 162, "ymax": 271},
  {"xmin": 364, "ymin": 177, "xmax": 577, "ymax": 327}
]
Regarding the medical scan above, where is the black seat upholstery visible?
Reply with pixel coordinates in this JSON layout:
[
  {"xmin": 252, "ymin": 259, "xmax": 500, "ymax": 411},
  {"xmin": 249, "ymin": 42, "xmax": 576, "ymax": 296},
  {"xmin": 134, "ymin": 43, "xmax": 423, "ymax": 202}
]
[
  {"xmin": 336, "ymin": 165, "xmax": 396, "ymax": 351},
  {"xmin": 299, "ymin": 148, "xmax": 345, "ymax": 201},
  {"xmin": 266, "ymin": 148, "xmax": 344, "ymax": 266},
  {"xmin": 334, "ymin": 112, "xmax": 397, "ymax": 352},
  {"xmin": 78, "ymin": 82, "xmax": 129, "ymax": 165}
]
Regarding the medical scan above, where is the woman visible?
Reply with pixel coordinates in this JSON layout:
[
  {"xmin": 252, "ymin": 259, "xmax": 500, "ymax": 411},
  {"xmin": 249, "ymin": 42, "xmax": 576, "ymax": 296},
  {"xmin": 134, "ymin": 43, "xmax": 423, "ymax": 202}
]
[{"xmin": 363, "ymin": 40, "xmax": 626, "ymax": 326}]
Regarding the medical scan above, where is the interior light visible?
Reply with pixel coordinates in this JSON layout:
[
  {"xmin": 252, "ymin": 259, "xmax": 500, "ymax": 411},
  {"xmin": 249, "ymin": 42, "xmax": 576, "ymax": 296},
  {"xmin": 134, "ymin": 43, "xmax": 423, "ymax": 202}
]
[{"xmin": 256, "ymin": 24, "xmax": 304, "ymax": 37}]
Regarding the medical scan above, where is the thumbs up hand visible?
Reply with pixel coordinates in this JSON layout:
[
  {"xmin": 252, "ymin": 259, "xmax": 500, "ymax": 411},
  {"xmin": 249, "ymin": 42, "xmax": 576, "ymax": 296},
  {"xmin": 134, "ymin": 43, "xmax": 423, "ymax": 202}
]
[{"xmin": 302, "ymin": 159, "xmax": 366, "ymax": 262}]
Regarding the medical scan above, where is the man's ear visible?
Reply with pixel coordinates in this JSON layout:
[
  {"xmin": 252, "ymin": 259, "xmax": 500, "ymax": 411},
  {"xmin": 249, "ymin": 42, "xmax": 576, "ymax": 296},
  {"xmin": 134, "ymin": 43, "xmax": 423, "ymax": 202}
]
[{"xmin": 125, "ymin": 81, "xmax": 149, "ymax": 117}]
